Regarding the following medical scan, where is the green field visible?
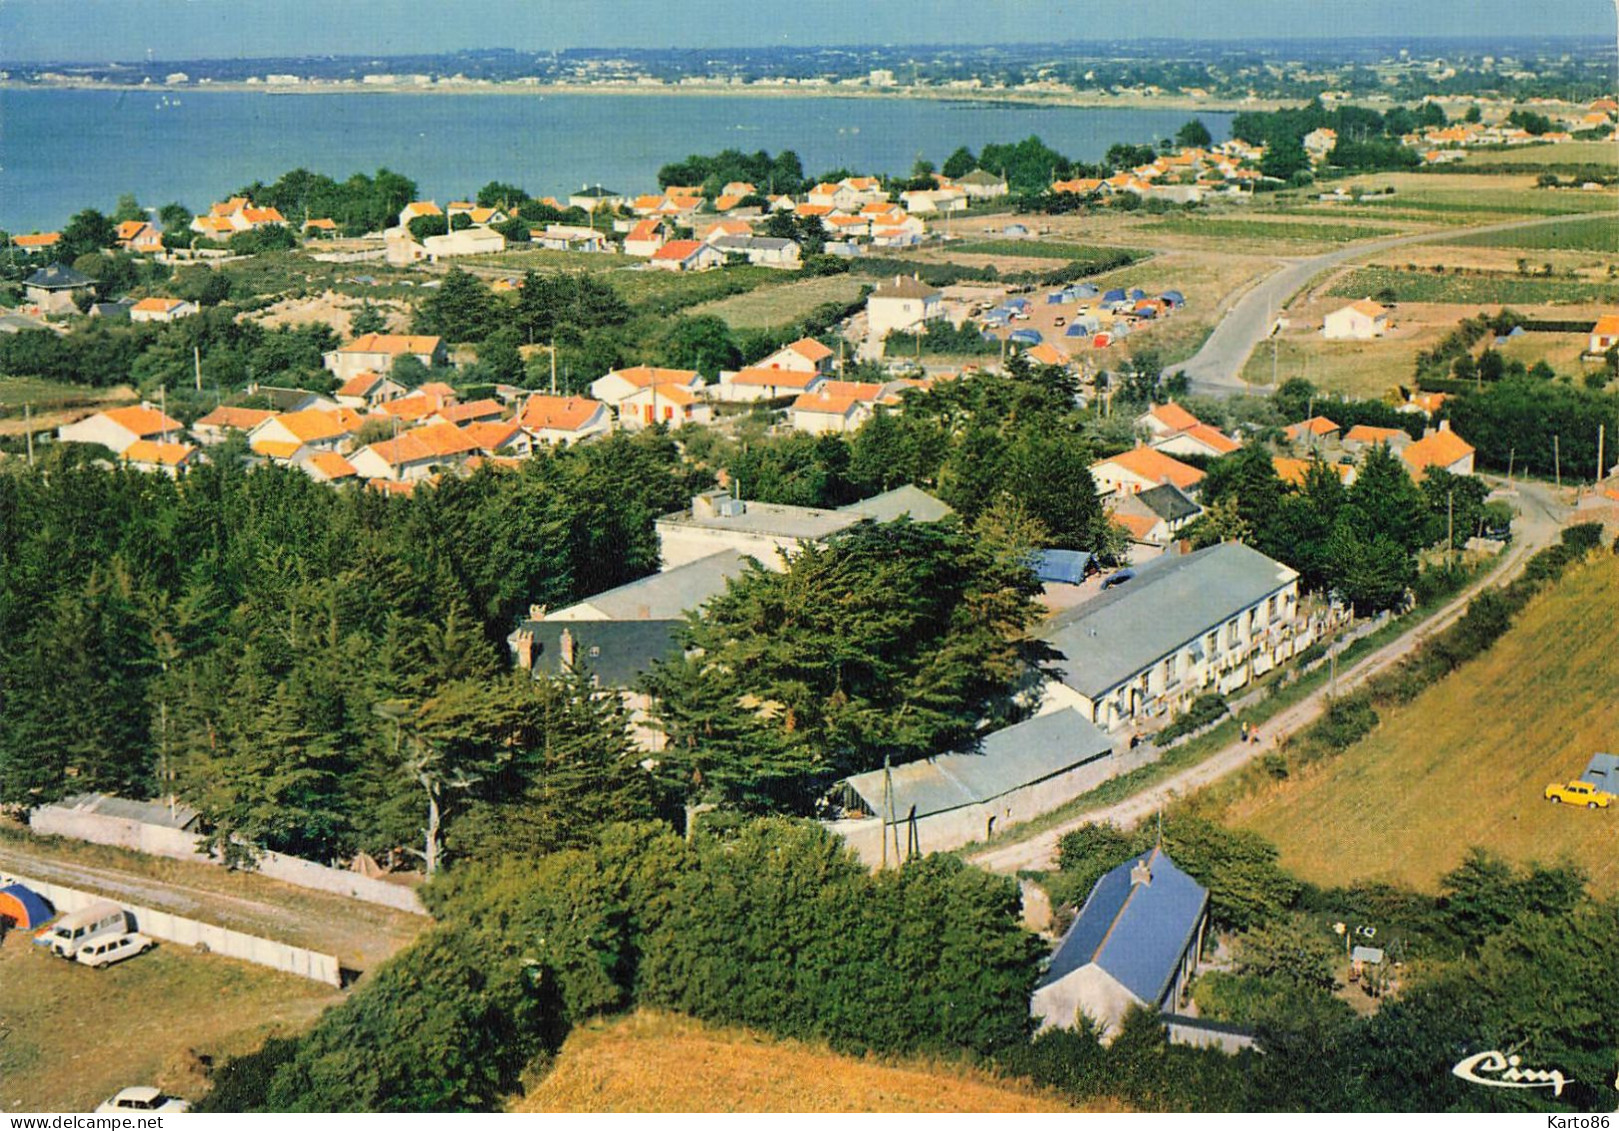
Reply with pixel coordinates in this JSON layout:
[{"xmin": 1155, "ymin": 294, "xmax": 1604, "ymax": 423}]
[
  {"xmin": 948, "ymin": 239, "xmax": 1142, "ymax": 263},
  {"xmin": 1328, "ymin": 266, "xmax": 1619, "ymax": 306},
  {"xmin": 1444, "ymin": 214, "xmax": 1619, "ymax": 253},
  {"xmin": 1228, "ymin": 555, "xmax": 1619, "ymax": 897},
  {"xmin": 1458, "ymin": 141, "xmax": 1619, "ymax": 169},
  {"xmin": 1149, "ymin": 217, "xmax": 1399, "ymax": 245},
  {"xmin": 1346, "ymin": 187, "xmax": 1619, "ymax": 218},
  {"xmin": 0, "ymin": 934, "xmax": 337, "ymax": 1112},
  {"xmin": 690, "ymin": 273, "xmax": 868, "ymax": 329}
]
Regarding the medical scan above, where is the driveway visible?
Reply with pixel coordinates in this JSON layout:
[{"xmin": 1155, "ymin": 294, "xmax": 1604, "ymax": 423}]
[{"xmin": 968, "ymin": 477, "xmax": 1570, "ymax": 875}]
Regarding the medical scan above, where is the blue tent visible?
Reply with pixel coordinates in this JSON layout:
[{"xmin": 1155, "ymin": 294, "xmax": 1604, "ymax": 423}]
[
  {"xmin": 0, "ymin": 883, "xmax": 53, "ymax": 929},
  {"xmin": 1129, "ymin": 288, "xmax": 1147, "ymax": 300},
  {"xmin": 1065, "ymin": 323, "xmax": 1090, "ymax": 337},
  {"xmin": 1071, "ymin": 283, "xmax": 1100, "ymax": 299},
  {"xmin": 1005, "ymin": 297, "xmax": 1031, "ymax": 310},
  {"xmin": 1009, "ymin": 328, "xmax": 1043, "ymax": 345},
  {"xmin": 1046, "ymin": 291, "xmax": 1069, "ymax": 305},
  {"xmin": 1103, "ymin": 288, "xmax": 1127, "ymax": 304},
  {"xmin": 1031, "ymin": 549, "xmax": 1093, "ymax": 585},
  {"xmin": 1160, "ymin": 290, "xmax": 1185, "ymax": 307}
]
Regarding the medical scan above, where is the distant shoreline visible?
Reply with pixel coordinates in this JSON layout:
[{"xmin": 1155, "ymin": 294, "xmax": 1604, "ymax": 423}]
[{"xmin": 0, "ymin": 79, "xmax": 1275, "ymax": 114}]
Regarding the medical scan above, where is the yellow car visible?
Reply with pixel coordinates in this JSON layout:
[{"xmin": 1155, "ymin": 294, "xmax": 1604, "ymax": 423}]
[{"xmin": 1544, "ymin": 780, "xmax": 1615, "ymax": 809}]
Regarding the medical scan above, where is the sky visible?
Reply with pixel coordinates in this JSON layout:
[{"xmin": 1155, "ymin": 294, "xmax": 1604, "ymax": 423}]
[{"xmin": 1, "ymin": 0, "xmax": 1615, "ymax": 62}]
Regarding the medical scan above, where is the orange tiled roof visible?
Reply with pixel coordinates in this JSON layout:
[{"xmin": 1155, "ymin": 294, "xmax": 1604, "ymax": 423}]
[
  {"xmin": 1401, "ymin": 429, "xmax": 1475, "ymax": 473},
  {"xmin": 434, "ymin": 398, "xmax": 505, "ymax": 425},
  {"xmin": 1286, "ymin": 416, "xmax": 1341, "ymax": 439},
  {"xmin": 626, "ymin": 382, "xmax": 700, "ymax": 407},
  {"xmin": 196, "ymin": 406, "xmax": 275, "ymax": 431},
  {"xmin": 461, "ymin": 421, "xmax": 523, "ymax": 452},
  {"xmin": 1112, "ymin": 512, "xmax": 1160, "ymax": 540},
  {"xmin": 378, "ymin": 395, "xmax": 441, "ymax": 423},
  {"xmin": 1178, "ymin": 423, "xmax": 1240, "ymax": 455},
  {"xmin": 339, "ymin": 333, "xmax": 441, "ymax": 356},
  {"xmin": 131, "ymin": 297, "xmax": 186, "ymax": 313},
  {"xmin": 627, "ymin": 219, "xmax": 662, "ymax": 241},
  {"xmin": 519, "ymin": 395, "xmax": 606, "ymax": 433},
  {"xmin": 605, "ymin": 365, "xmax": 699, "ymax": 389},
  {"xmin": 785, "ymin": 337, "xmax": 833, "ymax": 362},
  {"xmin": 1025, "ymin": 342, "xmax": 1071, "ymax": 367},
  {"xmin": 14, "ymin": 232, "xmax": 62, "ymax": 248},
  {"xmin": 729, "ymin": 367, "xmax": 822, "ymax": 390},
  {"xmin": 304, "ymin": 451, "xmax": 358, "ymax": 480},
  {"xmin": 1344, "ymin": 425, "xmax": 1408, "ymax": 445},
  {"xmin": 251, "ymin": 439, "xmax": 306, "ymax": 461},
  {"xmin": 272, "ymin": 409, "xmax": 354, "ymax": 444},
  {"xmin": 122, "ymin": 440, "xmax": 194, "ymax": 467},
  {"xmin": 1095, "ymin": 447, "xmax": 1206, "ymax": 491},
  {"xmin": 408, "ymin": 422, "xmax": 480, "ymax": 459},
  {"xmin": 366, "ymin": 433, "xmax": 438, "ymax": 466},
  {"xmin": 652, "ymin": 239, "xmax": 706, "ymax": 261},
  {"xmin": 1592, "ymin": 314, "xmax": 1619, "ymax": 337},
  {"xmin": 337, "ymin": 370, "xmax": 387, "ymax": 397},
  {"xmin": 1347, "ymin": 299, "xmax": 1387, "ymax": 318},
  {"xmin": 1146, "ymin": 402, "xmax": 1201, "ymax": 432},
  {"xmin": 103, "ymin": 405, "xmax": 183, "ymax": 437}
]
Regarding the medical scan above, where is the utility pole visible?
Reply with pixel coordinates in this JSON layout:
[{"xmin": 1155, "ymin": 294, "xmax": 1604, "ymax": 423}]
[
  {"xmin": 1447, "ymin": 489, "xmax": 1454, "ymax": 567},
  {"xmin": 1507, "ymin": 446, "xmax": 1515, "ymax": 483},
  {"xmin": 549, "ymin": 341, "xmax": 557, "ymax": 395},
  {"xmin": 194, "ymin": 345, "xmax": 202, "ymax": 392},
  {"xmin": 1554, "ymin": 433, "xmax": 1561, "ymax": 489},
  {"xmin": 24, "ymin": 402, "xmax": 34, "ymax": 467},
  {"xmin": 1598, "ymin": 422, "xmax": 1606, "ymax": 484}
]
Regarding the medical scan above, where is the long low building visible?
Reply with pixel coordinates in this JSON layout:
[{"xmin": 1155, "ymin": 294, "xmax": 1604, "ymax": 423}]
[
  {"xmin": 825, "ymin": 707, "xmax": 1117, "ymax": 865},
  {"xmin": 1041, "ymin": 542, "xmax": 1307, "ymax": 733}
]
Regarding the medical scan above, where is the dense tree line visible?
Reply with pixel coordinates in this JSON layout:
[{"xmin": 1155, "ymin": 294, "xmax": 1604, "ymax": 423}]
[
  {"xmin": 1231, "ymin": 98, "xmax": 1446, "ymax": 178},
  {"xmin": 202, "ymin": 818, "xmax": 1040, "ymax": 1111},
  {"xmin": 230, "ymin": 167, "xmax": 421, "ymax": 238},
  {"xmin": 0, "ymin": 436, "xmax": 701, "ymax": 867},
  {"xmin": 655, "ymin": 148, "xmax": 807, "ymax": 197}
]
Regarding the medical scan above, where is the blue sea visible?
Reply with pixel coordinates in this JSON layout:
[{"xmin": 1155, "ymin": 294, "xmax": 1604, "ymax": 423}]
[{"xmin": 0, "ymin": 88, "xmax": 1232, "ymax": 233}]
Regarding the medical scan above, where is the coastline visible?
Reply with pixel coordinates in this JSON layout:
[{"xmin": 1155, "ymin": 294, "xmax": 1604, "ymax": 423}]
[{"xmin": 0, "ymin": 79, "xmax": 1278, "ymax": 113}]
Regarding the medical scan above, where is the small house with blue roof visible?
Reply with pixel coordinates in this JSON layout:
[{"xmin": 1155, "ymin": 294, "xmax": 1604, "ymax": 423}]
[{"xmin": 1031, "ymin": 845, "xmax": 1209, "ymax": 1039}]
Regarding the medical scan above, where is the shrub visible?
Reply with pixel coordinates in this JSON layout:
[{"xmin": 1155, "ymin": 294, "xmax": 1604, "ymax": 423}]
[{"xmin": 1156, "ymin": 693, "xmax": 1229, "ymax": 744}]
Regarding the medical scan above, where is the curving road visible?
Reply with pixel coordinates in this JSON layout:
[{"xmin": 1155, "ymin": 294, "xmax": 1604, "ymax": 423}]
[
  {"xmin": 1174, "ymin": 212, "xmax": 1604, "ymax": 397},
  {"xmin": 969, "ymin": 478, "xmax": 1570, "ymax": 875}
]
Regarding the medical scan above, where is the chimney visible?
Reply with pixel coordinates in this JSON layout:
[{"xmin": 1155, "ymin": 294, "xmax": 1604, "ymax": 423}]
[
  {"xmin": 513, "ymin": 629, "xmax": 535, "ymax": 670},
  {"xmin": 1438, "ymin": 419, "xmax": 1451, "ymax": 432},
  {"xmin": 1130, "ymin": 858, "xmax": 1153, "ymax": 887},
  {"xmin": 528, "ymin": 603, "xmax": 547, "ymax": 621},
  {"xmin": 559, "ymin": 627, "xmax": 576, "ymax": 671}
]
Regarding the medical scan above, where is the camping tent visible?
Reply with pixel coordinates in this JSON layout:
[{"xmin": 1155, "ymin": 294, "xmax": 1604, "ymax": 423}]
[{"xmin": 0, "ymin": 883, "xmax": 53, "ymax": 929}]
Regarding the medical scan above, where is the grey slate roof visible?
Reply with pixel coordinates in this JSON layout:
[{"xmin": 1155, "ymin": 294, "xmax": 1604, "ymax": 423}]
[
  {"xmin": 1032, "ymin": 549, "xmax": 1093, "ymax": 585},
  {"xmin": 1038, "ymin": 845, "xmax": 1208, "ymax": 1007},
  {"xmin": 518, "ymin": 619, "xmax": 682, "ymax": 687},
  {"xmin": 838, "ymin": 484, "xmax": 954, "ymax": 524},
  {"xmin": 1135, "ymin": 483, "xmax": 1202, "ymax": 524},
  {"xmin": 1581, "ymin": 752, "xmax": 1619, "ymax": 791},
  {"xmin": 840, "ymin": 707, "xmax": 1113, "ymax": 818},
  {"xmin": 557, "ymin": 549, "xmax": 753, "ymax": 621},
  {"xmin": 25, "ymin": 264, "xmax": 94, "ymax": 290},
  {"xmin": 1043, "ymin": 542, "xmax": 1297, "ymax": 698},
  {"xmin": 711, "ymin": 235, "xmax": 797, "ymax": 253},
  {"xmin": 956, "ymin": 168, "xmax": 1009, "ymax": 186}
]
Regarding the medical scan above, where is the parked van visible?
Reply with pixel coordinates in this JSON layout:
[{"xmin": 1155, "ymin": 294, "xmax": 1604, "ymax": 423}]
[
  {"xmin": 46, "ymin": 901, "xmax": 130, "ymax": 959},
  {"xmin": 76, "ymin": 932, "xmax": 155, "ymax": 969}
]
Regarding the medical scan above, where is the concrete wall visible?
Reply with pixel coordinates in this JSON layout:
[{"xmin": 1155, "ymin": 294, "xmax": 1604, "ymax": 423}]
[
  {"xmin": 29, "ymin": 806, "xmax": 425, "ymax": 915},
  {"xmin": 1165, "ymin": 1015, "xmax": 1259, "ymax": 1054},
  {"xmin": 3, "ymin": 870, "xmax": 341, "ymax": 987},
  {"xmin": 1031, "ymin": 964, "xmax": 1139, "ymax": 1039}
]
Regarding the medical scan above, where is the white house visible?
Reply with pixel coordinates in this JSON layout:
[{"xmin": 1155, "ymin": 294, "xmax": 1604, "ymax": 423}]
[
  {"xmin": 335, "ymin": 371, "xmax": 408, "ymax": 410},
  {"xmin": 129, "ymin": 297, "xmax": 198, "ymax": 323},
  {"xmin": 516, "ymin": 394, "xmax": 613, "ymax": 445},
  {"xmin": 1589, "ymin": 314, "xmax": 1619, "ymax": 355},
  {"xmin": 191, "ymin": 405, "xmax": 275, "ymax": 444},
  {"xmin": 535, "ymin": 225, "xmax": 611, "ymax": 253},
  {"xmin": 953, "ymin": 168, "xmax": 1011, "ymax": 199},
  {"xmin": 1089, "ymin": 446, "xmax": 1207, "ymax": 497},
  {"xmin": 323, "ymin": 333, "xmax": 445, "ymax": 382},
  {"xmin": 617, "ymin": 383, "xmax": 714, "ymax": 430},
  {"xmin": 623, "ymin": 219, "xmax": 666, "ymax": 258},
  {"xmin": 590, "ymin": 366, "xmax": 703, "ymax": 410},
  {"xmin": 708, "ymin": 235, "xmax": 802, "ymax": 268},
  {"xmin": 422, "ymin": 227, "xmax": 505, "ymax": 260},
  {"xmin": 649, "ymin": 240, "xmax": 726, "ymax": 272},
  {"xmin": 785, "ymin": 381, "xmax": 884, "ymax": 434},
  {"xmin": 866, "ymin": 275, "xmax": 943, "ymax": 338},
  {"xmin": 58, "ymin": 404, "xmax": 184, "ymax": 455},
  {"xmin": 1323, "ymin": 299, "xmax": 1389, "ymax": 340},
  {"xmin": 759, "ymin": 337, "xmax": 836, "ymax": 375},
  {"xmin": 711, "ymin": 366, "xmax": 825, "ymax": 403}
]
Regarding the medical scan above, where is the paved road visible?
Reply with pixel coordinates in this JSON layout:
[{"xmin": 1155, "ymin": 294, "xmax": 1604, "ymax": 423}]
[
  {"xmin": 1174, "ymin": 212, "xmax": 1601, "ymax": 396},
  {"xmin": 969, "ymin": 478, "xmax": 1569, "ymax": 875}
]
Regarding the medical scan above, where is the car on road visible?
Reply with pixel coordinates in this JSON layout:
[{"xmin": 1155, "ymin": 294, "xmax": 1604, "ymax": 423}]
[
  {"xmin": 96, "ymin": 1087, "xmax": 191, "ymax": 1114},
  {"xmin": 1544, "ymin": 780, "xmax": 1614, "ymax": 809},
  {"xmin": 76, "ymin": 931, "xmax": 156, "ymax": 969}
]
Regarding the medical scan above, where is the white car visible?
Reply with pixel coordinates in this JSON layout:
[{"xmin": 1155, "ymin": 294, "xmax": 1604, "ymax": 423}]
[
  {"xmin": 76, "ymin": 932, "xmax": 155, "ymax": 969},
  {"xmin": 96, "ymin": 1087, "xmax": 191, "ymax": 1114}
]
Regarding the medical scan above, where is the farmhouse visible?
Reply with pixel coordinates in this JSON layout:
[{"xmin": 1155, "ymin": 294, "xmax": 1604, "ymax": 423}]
[
  {"xmin": 1589, "ymin": 314, "xmax": 1619, "ymax": 355},
  {"xmin": 1041, "ymin": 542, "xmax": 1304, "ymax": 732},
  {"xmin": 590, "ymin": 365, "xmax": 703, "ymax": 410},
  {"xmin": 825, "ymin": 707, "xmax": 1117, "ymax": 866},
  {"xmin": 1031, "ymin": 846, "xmax": 1209, "ymax": 1040},
  {"xmin": 617, "ymin": 382, "xmax": 713, "ymax": 430},
  {"xmin": 23, "ymin": 264, "xmax": 95, "ymax": 314},
  {"xmin": 1399, "ymin": 421, "xmax": 1475, "ymax": 479},
  {"xmin": 1323, "ymin": 300, "xmax": 1389, "ymax": 340},
  {"xmin": 129, "ymin": 297, "xmax": 199, "ymax": 323},
  {"xmin": 759, "ymin": 336, "xmax": 836, "ymax": 375},
  {"xmin": 785, "ymin": 381, "xmax": 885, "ymax": 435},
  {"xmin": 517, "ymin": 395, "xmax": 613, "ymax": 445}
]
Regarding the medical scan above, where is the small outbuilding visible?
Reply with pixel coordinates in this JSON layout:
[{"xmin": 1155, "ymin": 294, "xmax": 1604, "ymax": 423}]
[{"xmin": 1581, "ymin": 752, "xmax": 1619, "ymax": 793}]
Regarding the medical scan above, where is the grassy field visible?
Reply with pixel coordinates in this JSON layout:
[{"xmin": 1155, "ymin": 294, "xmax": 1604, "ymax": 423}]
[
  {"xmin": 1147, "ymin": 217, "xmax": 1399, "ymax": 246},
  {"xmin": 1328, "ymin": 266, "xmax": 1619, "ymax": 306},
  {"xmin": 1227, "ymin": 555, "xmax": 1619, "ymax": 897},
  {"xmin": 1444, "ymin": 214, "xmax": 1619, "ymax": 253},
  {"xmin": 514, "ymin": 1011, "xmax": 1100, "ymax": 1113},
  {"xmin": 0, "ymin": 932, "xmax": 336, "ymax": 1112},
  {"xmin": 0, "ymin": 378, "xmax": 139, "ymax": 437},
  {"xmin": 947, "ymin": 239, "xmax": 1141, "ymax": 263},
  {"xmin": 689, "ymin": 273, "xmax": 867, "ymax": 330},
  {"xmin": 1458, "ymin": 141, "xmax": 1619, "ymax": 169}
]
